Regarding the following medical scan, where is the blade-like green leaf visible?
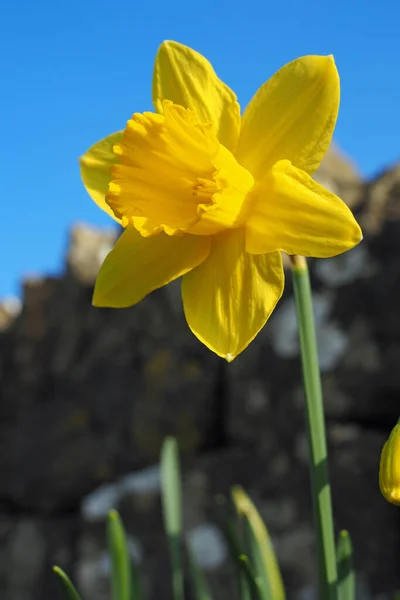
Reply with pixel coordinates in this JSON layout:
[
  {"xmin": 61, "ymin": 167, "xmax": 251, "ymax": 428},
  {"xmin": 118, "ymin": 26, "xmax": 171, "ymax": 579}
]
[
  {"xmin": 53, "ymin": 566, "xmax": 83, "ymax": 600},
  {"xmin": 107, "ymin": 510, "xmax": 136, "ymax": 600},
  {"xmin": 232, "ymin": 486, "xmax": 285, "ymax": 600},
  {"xmin": 238, "ymin": 555, "xmax": 264, "ymax": 600},
  {"xmin": 336, "ymin": 530, "xmax": 355, "ymax": 600},
  {"xmin": 161, "ymin": 437, "xmax": 184, "ymax": 600},
  {"xmin": 224, "ymin": 520, "xmax": 251, "ymax": 600},
  {"xmin": 186, "ymin": 544, "xmax": 212, "ymax": 600}
]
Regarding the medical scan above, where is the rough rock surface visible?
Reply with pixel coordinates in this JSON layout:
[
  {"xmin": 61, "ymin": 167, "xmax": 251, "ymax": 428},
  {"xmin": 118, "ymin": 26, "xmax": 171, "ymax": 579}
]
[{"xmin": 1, "ymin": 146, "xmax": 400, "ymax": 600}]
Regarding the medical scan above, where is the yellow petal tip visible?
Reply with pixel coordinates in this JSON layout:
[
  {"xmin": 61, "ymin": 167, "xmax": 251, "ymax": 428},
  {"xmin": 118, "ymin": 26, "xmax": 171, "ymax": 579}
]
[
  {"xmin": 92, "ymin": 291, "xmax": 106, "ymax": 308},
  {"xmin": 353, "ymin": 222, "xmax": 363, "ymax": 246}
]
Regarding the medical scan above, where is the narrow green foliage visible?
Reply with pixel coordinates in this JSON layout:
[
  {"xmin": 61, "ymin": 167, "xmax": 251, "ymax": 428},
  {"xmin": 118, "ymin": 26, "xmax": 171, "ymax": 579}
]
[
  {"xmin": 161, "ymin": 437, "xmax": 184, "ymax": 600},
  {"xmin": 225, "ymin": 520, "xmax": 251, "ymax": 600},
  {"xmin": 53, "ymin": 566, "xmax": 83, "ymax": 600},
  {"xmin": 291, "ymin": 258, "xmax": 338, "ymax": 600},
  {"xmin": 232, "ymin": 486, "xmax": 285, "ymax": 600},
  {"xmin": 336, "ymin": 531, "xmax": 355, "ymax": 600},
  {"xmin": 238, "ymin": 555, "xmax": 264, "ymax": 600},
  {"xmin": 186, "ymin": 545, "xmax": 212, "ymax": 600},
  {"xmin": 107, "ymin": 509, "xmax": 136, "ymax": 600}
]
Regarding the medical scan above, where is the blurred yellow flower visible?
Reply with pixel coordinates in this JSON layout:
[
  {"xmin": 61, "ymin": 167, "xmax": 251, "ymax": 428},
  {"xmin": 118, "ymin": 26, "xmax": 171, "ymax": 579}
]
[
  {"xmin": 79, "ymin": 41, "xmax": 362, "ymax": 361},
  {"xmin": 379, "ymin": 421, "xmax": 400, "ymax": 506}
]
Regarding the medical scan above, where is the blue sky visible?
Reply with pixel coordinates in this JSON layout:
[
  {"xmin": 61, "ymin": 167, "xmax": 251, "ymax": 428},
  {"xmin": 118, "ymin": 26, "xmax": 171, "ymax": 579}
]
[{"xmin": 1, "ymin": 0, "xmax": 399, "ymax": 298}]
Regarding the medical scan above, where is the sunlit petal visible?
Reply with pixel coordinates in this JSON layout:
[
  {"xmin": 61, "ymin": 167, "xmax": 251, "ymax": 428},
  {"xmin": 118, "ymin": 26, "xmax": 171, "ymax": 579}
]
[
  {"xmin": 245, "ymin": 160, "xmax": 362, "ymax": 258},
  {"xmin": 236, "ymin": 55, "xmax": 339, "ymax": 180},
  {"xmin": 79, "ymin": 132, "xmax": 123, "ymax": 222},
  {"xmin": 93, "ymin": 227, "xmax": 210, "ymax": 307},
  {"xmin": 153, "ymin": 40, "xmax": 241, "ymax": 152},
  {"xmin": 182, "ymin": 229, "xmax": 284, "ymax": 360}
]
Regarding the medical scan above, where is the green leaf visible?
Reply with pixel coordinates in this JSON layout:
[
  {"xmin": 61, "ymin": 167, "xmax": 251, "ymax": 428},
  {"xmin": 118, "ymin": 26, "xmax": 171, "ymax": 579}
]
[
  {"xmin": 336, "ymin": 530, "xmax": 355, "ymax": 600},
  {"xmin": 161, "ymin": 437, "xmax": 184, "ymax": 600},
  {"xmin": 224, "ymin": 520, "xmax": 251, "ymax": 600},
  {"xmin": 53, "ymin": 566, "xmax": 83, "ymax": 600},
  {"xmin": 238, "ymin": 555, "xmax": 264, "ymax": 600},
  {"xmin": 186, "ymin": 545, "xmax": 212, "ymax": 600},
  {"xmin": 107, "ymin": 510, "xmax": 139, "ymax": 600},
  {"xmin": 232, "ymin": 487, "xmax": 285, "ymax": 600}
]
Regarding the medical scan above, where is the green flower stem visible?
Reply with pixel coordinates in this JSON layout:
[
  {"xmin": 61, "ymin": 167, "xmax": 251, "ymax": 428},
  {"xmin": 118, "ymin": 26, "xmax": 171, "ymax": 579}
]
[{"xmin": 291, "ymin": 255, "xmax": 337, "ymax": 600}]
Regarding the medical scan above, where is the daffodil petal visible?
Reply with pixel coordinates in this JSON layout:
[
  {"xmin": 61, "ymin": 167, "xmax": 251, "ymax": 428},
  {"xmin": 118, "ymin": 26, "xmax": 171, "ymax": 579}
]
[
  {"xmin": 245, "ymin": 160, "xmax": 362, "ymax": 258},
  {"xmin": 153, "ymin": 40, "xmax": 241, "ymax": 152},
  {"xmin": 236, "ymin": 55, "xmax": 339, "ymax": 180},
  {"xmin": 93, "ymin": 227, "xmax": 210, "ymax": 308},
  {"xmin": 181, "ymin": 229, "xmax": 284, "ymax": 361},
  {"xmin": 79, "ymin": 132, "xmax": 123, "ymax": 222}
]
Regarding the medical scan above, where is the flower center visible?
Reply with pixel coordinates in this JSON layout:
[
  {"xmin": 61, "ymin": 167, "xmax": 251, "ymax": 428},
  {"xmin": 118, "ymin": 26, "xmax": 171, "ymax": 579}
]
[{"xmin": 106, "ymin": 100, "xmax": 254, "ymax": 237}]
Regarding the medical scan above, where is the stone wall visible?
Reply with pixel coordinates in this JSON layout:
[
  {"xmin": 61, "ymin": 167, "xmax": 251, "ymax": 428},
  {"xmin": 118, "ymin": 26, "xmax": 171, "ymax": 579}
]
[{"xmin": 1, "ymin": 147, "xmax": 400, "ymax": 600}]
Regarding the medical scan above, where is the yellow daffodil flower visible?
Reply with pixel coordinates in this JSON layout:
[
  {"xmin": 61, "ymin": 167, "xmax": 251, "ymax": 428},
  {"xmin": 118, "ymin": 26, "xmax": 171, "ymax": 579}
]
[
  {"xmin": 379, "ymin": 421, "xmax": 400, "ymax": 505},
  {"xmin": 79, "ymin": 41, "xmax": 362, "ymax": 361}
]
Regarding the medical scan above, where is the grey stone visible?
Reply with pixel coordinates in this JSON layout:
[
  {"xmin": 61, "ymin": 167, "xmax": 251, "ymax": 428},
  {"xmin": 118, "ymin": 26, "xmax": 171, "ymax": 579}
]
[
  {"xmin": 1, "ymin": 152, "xmax": 400, "ymax": 599},
  {"xmin": 0, "ymin": 515, "xmax": 78, "ymax": 600}
]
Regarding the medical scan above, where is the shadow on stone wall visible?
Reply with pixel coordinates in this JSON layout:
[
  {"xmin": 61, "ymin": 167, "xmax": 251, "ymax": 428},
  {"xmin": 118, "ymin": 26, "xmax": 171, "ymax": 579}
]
[{"xmin": 1, "ymin": 147, "xmax": 400, "ymax": 600}]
